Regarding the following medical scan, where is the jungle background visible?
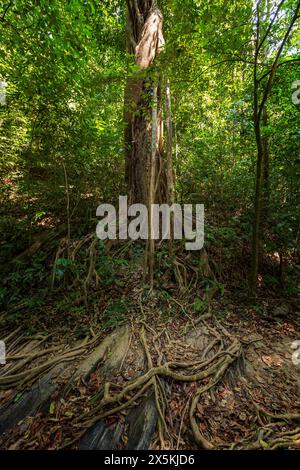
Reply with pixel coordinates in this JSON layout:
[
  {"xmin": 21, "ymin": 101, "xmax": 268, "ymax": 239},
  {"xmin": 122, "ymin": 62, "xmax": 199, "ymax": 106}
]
[{"xmin": 0, "ymin": 0, "xmax": 299, "ymax": 451}]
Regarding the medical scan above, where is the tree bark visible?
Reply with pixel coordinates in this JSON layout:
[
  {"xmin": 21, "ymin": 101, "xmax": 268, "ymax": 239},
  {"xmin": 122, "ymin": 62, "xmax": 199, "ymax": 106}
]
[
  {"xmin": 262, "ymin": 106, "xmax": 269, "ymax": 218},
  {"xmin": 250, "ymin": 114, "xmax": 264, "ymax": 297},
  {"xmin": 124, "ymin": 0, "xmax": 167, "ymax": 206},
  {"xmin": 249, "ymin": 0, "xmax": 300, "ymax": 297}
]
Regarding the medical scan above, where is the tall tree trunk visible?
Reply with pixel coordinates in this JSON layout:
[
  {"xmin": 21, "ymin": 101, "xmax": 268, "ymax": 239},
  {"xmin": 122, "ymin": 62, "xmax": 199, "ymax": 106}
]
[
  {"xmin": 262, "ymin": 106, "xmax": 269, "ymax": 218},
  {"xmin": 124, "ymin": 0, "xmax": 168, "ymax": 206},
  {"xmin": 251, "ymin": 106, "xmax": 269, "ymax": 288},
  {"xmin": 250, "ymin": 116, "xmax": 264, "ymax": 297},
  {"xmin": 249, "ymin": 0, "xmax": 300, "ymax": 298},
  {"xmin": 165, "ymin": 80, "xmax": 174, "ymax": 206},
  {"xmin": 258, "ymin": 105, "xmax": 269, "ymax": 262}
]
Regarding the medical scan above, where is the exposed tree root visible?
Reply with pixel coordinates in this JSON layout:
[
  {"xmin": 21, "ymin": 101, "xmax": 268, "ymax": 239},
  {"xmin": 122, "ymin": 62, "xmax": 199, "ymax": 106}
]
[
  {"xmin": 60, "ymin": 315, "xmax": 242, "ymax": 449},
  {"xmin": 59, "ymin": 310, "xmax": 299, "ymax": 451},
  {"xmin": 1, "ymin": 270, "xmax": 299, "ymax": 451},
  {"xmin": 0, "ymin": 336, "xmax": 98, "ymax": 390}
]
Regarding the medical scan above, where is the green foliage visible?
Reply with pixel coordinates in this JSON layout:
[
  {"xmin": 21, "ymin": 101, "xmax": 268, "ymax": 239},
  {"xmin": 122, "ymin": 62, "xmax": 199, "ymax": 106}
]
[
  {"xmin": 201, "ymin": 279, "xmax": 226, "ymax": 298},
  {"xmin": 155, "ymin": 246, "xmax": 174, "ymax": 273},
  {"xmin": 54, "ymin": 258, "xmax": 76, "ymax": 280},
  {"xmin": 0, "ymin": 0, "xmax": 126, "ymax": 234},
  {"xmin": 96, "ymin": 240, "xmax": 116, "ymax": 286},
  {"xmin": 0, "ymin": 0, "xmax": 299, "ymax": 310},
  {"xmin": 102, "ymin": 299, "xmax": 128, "ymax": 331},
  {"xmin": 206, "ymin": 226, "xmax": 239, "ymax": 246},
  {"xmin": 193, "ymin": 297, "xmax": 208, "ymax": 313}
]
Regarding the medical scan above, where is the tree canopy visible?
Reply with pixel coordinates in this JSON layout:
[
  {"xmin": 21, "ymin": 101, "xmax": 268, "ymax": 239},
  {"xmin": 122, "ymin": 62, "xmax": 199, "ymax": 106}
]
[{"xmin": 0, "ymin": 0, "xmax": 299, "ymax": 453}]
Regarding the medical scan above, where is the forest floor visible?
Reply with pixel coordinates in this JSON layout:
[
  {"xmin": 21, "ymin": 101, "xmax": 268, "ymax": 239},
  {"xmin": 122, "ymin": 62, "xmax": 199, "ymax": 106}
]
[{"xmin": 0, "ymin": 238, "xmax": 299, "ymax": 450}]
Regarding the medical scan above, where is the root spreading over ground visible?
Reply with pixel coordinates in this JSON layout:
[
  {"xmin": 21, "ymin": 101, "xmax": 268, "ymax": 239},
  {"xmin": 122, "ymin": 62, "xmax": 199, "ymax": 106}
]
[
  {"xmin": 0, "ymin": 295, "xmax": 299, "ymax": 450},
  {"xmin": 0, "ymin": 237, "xmax": 299, "ymax": 450}
]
